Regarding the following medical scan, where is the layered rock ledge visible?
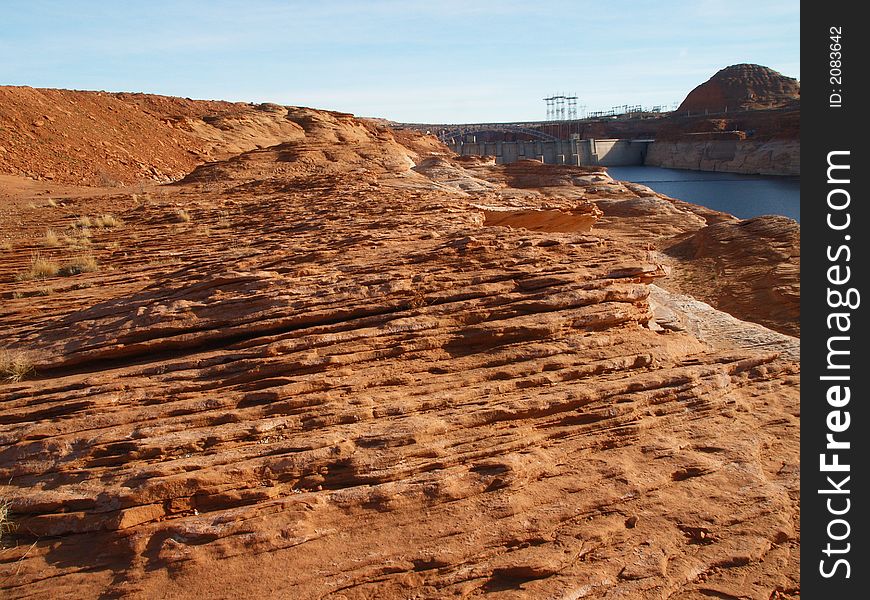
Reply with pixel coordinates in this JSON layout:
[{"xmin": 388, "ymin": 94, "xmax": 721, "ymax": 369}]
[{"xmin": 0, "ymin": 105, "xmax": 799, "ymax": 599}]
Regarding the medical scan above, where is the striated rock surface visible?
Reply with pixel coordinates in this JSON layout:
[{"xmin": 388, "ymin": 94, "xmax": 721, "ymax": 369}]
[
  {"xmin": 0, "ymin": 98, "xmax": 799, "ymax": 599},
  {"xmin": 645, "ymin": 139, "xmax": 800, "ymax": 176},
  {"xmin": 662, "ymin": 216, "xmax": 800, "ymax": 337},
  {"xmin": 677, "ymin": 64, "xmax": 800, "ymax": 114}
]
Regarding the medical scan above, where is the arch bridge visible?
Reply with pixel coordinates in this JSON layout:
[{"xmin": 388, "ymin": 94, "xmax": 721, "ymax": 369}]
[{"xmin": 427, "ymin": 124, "xmax": 559, "ymax": 143}]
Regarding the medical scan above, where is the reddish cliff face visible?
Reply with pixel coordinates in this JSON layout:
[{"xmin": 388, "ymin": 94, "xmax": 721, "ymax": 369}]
[{"xmin": 677, "ymin": 64, "xmax": 800, "ymax": 113}]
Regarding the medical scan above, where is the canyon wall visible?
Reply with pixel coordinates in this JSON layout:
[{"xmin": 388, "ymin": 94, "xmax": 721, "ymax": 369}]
[
  {"xmin": 645, "ymin": 139, "xmax": 799, "ymax": 176},
  {"xmin": 645, "ymin": 64, "xmax": 799, "ymax": 176}
]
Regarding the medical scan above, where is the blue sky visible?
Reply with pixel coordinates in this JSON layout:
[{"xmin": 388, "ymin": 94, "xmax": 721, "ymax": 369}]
[{"xmin": 1, "ymin": 0, "xmax": 799, "ymax": 123}]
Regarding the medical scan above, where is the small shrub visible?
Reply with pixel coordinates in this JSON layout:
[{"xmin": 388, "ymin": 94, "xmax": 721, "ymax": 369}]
[
  {"xmin": 0, "ymin": 349, "xmax": 35, "ymax": 383},
  {"xmin": 74, "ymin": 216, "xmax": 93, "ymax": 228},
  {"xmin": 59, "ymin": 254, "xmax": 98, "ymax": 276},
  {"xmin": 94, "ymin": 214, "xmax": 123, "ymax": 228},
  {"xmin": 174, "ymin": 208, "xmax": 191, "ymax": 223},
  {"xmin": 47, "ymin": 198, "xmax": 59, "ymax": 207},
  {"xmin": 0, "ymin": 240, "xmax": 12, "ymax": 251},
  {"xmin": 63, "ymin": 234, "xmax": 92, "ymax": 249},
  {"xmin": 13, "ymin": 286, "xmax": 55, "ymax": 298},
  {"xmin": 0, "ymin": 498, "xmax": 14, "ymax": 544},
  {"xmin": 44, "ymin": 229, "xmax": 61, "ymax": 247},
  {"xmin": 16, "ymin": 253, "xmax": 60, "ymax": 281}
]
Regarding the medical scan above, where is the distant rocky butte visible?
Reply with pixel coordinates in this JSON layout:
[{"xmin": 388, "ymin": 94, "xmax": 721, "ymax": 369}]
[
  {"xmin": 644, "ymin": 64, "xmax": 800, "ymax": 175},
  {"xmin": 677, "ymin": 63, "xmax": 800, "ymax": 113},
  {"xmin": 1, "ymin": 87, "xmax": 798, "ymax": 599}
]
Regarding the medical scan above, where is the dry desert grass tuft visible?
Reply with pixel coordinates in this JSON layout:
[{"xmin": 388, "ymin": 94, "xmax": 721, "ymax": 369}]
[
  {"xmin": 44, "ymin": 229, "xmax": 61, "ymax": 248},
  {"xmin": 16, "ymin": 252, "xmax": 98, "ymax": 280},
  {"xmin": 0, "ymin": 499, "xmax": 13, "ymax": 545},
  {"xmin": 74, "ymin": 216, "xmax": 93, "ymax": 229},
  {"xmin": 16, "ymin": 253, "xmax": 60, "ymax": 281},
  {"xmin": 0, "ymin": 349, "xmax": 36, "ymax": 383},
  {"xmin": 71, "ymin": 214, "xmax": 122, "ymax": 230},
  {"xmin": 59, "ymin": 254, "xmax": 98, "ymax": 276},
  {"xmin": 94, "ymin": 214, "xmax": 123, "ymax": 228}
]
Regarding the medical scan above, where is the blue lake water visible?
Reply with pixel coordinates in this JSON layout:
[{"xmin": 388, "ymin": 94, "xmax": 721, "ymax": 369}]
[{"xmin": 606, "ymin": 166, "xmax": 800, "ymax": 223}]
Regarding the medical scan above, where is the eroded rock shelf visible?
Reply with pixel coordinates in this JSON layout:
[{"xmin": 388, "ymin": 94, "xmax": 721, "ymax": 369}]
[{"xmin": 0, "ymin": 98, "xmax": 799, "ymax": 599}]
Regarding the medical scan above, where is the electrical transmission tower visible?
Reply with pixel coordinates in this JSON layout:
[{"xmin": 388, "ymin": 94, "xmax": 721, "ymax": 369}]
[
  {"xmin": 566, "ymin": 95, "xmax": 577, "ymax": 120},
  {"xmin": 545, "ymin": 93, "xmax": 580, "ymax": 120},
  {"xmin": 544, "ymin": 96, "xmax": 555, "ymax": 120}
]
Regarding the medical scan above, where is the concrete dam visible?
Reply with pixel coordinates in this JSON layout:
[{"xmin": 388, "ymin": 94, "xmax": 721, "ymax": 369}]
[
  {"xmin": 445, "ymin": 137, "xmax": 654, "ymax": 167},
  {"xmin": 400, "ymin": 109, "xmax": 798, "ymax": 176}
]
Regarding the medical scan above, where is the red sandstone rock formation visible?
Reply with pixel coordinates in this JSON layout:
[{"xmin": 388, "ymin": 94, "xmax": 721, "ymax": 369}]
[
  {"xmin": 641, "ymin": 65, "xmax": 800, "ymax": 175},
  {"xmin": 0, "ymin": 87, "xmax": 320, "ymax": 186},
  {"xmin": 663, "ymin": 215, "xmax": 800, "ymax": 337},
  {"xmin": 677, "ymin": 64, "xmax": 800, "ymax": 114},
  {"xmin": 0, "ymin": 89, "xmax": 799, "ymax": 599}
]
